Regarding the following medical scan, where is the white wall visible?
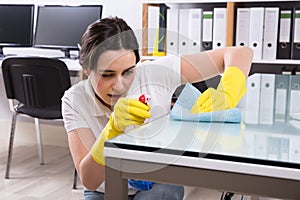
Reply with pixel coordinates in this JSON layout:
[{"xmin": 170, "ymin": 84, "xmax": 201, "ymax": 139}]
[
  {"xmin": 0, "ymin": 0, "xmax": 143, "ymax": 146},
  {"xmin": 1, "ymin": 0, "xmax": 143, "ymax": 36}
]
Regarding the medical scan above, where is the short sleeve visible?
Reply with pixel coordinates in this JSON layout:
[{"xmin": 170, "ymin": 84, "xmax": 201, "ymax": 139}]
[{"xmin": 61, "ymin": 86, "xmax": 90, "ymax": 133}]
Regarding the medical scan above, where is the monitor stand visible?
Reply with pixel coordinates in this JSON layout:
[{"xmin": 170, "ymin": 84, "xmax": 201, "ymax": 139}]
[
  {"xmin": 61, "ymin": 49, "xmax": 71, "ymax": 59},
  {"xmin": 0, "ymin": 47, "xmax": 17, "ymax": 59},
  {"xmin": 0, "ymin": 47, "xmax": 4, "ymax": 59},
  {"xmin": 61, "ymin": 48, "xmax": 79, "ymax": 60}
]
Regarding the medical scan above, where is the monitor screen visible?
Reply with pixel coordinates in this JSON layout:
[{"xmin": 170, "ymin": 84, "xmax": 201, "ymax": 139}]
[
  {"xmin": 34, "ymin": 5, "xmax": 102, "ymax": 57},
  {"xmin": 0, "ymin": 4, "xmax": 34, "ymax": 55}
]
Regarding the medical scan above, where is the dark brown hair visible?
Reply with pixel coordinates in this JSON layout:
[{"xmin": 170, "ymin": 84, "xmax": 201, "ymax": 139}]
[{"xmin": 79, "ymin": 17, "xmax": 140, "ymax": 79}]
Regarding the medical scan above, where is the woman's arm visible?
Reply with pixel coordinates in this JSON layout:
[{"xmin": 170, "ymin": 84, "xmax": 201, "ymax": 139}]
[
  {"xmin": 68, "ymin": 128, "xmax": 105, "ymax": 191},
  {"xmin": 180, "ymin": 46, "xmax": 253, "ymax": 84},
  {"xmin": 67, "ymin": 98, "xmax": 151, "ymax": 191}
]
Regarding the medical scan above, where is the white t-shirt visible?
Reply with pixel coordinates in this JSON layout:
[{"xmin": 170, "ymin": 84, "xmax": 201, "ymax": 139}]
[{"xmin": 61, "ymin": 55, "xmax": 181, "ymax": 193}]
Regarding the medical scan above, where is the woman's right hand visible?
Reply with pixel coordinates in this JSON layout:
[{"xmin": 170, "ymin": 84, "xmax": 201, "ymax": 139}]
[
  {"xmin": 90, "ymin": 98, "xmax": 151, "ymax": 166},
  {"xmin": 112, "ymin": 98, "xmax": 151, "ymax": 132}
]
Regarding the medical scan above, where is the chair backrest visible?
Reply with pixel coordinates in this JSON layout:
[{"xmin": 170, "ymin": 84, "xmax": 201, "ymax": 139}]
[{"xmin": 2, "ymin": 57, "xmax": 71, "ymax": 108}]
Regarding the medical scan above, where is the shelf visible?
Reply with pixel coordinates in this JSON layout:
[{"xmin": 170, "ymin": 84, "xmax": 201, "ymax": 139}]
[
  {"xmin": 141, "ymin": 58, "xmax": 300, "ymax": 65},
  {"xmin": 142, "ymin": 1, "xmax": 234, "ymax": 56},
  {"xmin": 142, "ymin": 0, "xmax": 300, "ymax": 73},
  {"xmin": 253, "ymin": 60, "xmax": 300, "ymax": 65},
  {"xmin": 143, "ymin": 0, "xmax": 232, "ymax": 3},
  {"xmin": 143, "ymin": 0, "xmax": 296, "ymax": 3},
  {"xmin": 141, "ymin": 55, "xmax": 159, "ymax": 60}
]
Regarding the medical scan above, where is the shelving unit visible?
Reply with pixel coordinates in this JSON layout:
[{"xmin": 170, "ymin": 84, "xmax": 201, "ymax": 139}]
[
  {"xmin": 142, "ymin": 0, "xmax": 300, "ymax": 74},
  {"xmin": 142, "ymin": 1, "xmax": 231, "ymax": 56}
]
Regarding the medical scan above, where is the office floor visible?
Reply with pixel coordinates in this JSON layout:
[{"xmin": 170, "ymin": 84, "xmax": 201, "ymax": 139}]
[
  {"xmin": 0, "ymin": 142, "xmax": 83, "ymax": 200},
  {"xmin": 0, "ymin": 139, "xmax": 282, "ymax": 200}
]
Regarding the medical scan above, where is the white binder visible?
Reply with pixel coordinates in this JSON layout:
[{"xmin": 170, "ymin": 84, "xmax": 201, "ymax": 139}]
[
  {"xmin": 237, "ymin": 95, "xmax": 246, "ymax": 121},
  {"xmin": 235, "ymin": 8, "xmax": 250, "ymax": 47},
  {"xmin": 280, "ymin": 138, "xmax": 290, "ymax": 161},
  {"xmin": 255, "ymin": 134, "xmax": 267, "ymax": 159},
  {"xmin": 249, "ymin": 7, "xmax": 265, "ymax": 60},
  {"xmin": 267, "ymin": 137, "xmax": 280, "ymax": 160},
  {"xmin": 274, "ymin": 75, "xmax": 289, "ymax": 122},
  {"xmin": 288, "ymin": 75, "xmax": 300, "ymax": 119},
  {"xmin": 262, "ymin": 7, "xmax": 279, "ymax": 60},
  {"xmin": 244, "ymin": 74, "xmax": 261, "ymax": 124},
  {"xmin": 148, "ymin": 6, "xmax": 160, "ymax": 55},
  {"xmin": 178, "ymin": 9, "xmax": 190, "ymax": 55},
  {"xmin": 166, "ymin": 8, "xmax": 179, "ymax": 55},
  {"xmin": 202, "ymin": 10, "xmax": 213, "ymax": 50},
  {"xmin": 212, "ymin": 8, "xmax": 227, "ymax": 49},
  {"xmin": 259, "ymin": 74, "xmax": 275, "ymax": 125},
  {"xmin": 188, "ymin": 8, "xmax": 203, "ymax": 54},
  {"xmin": 290, "ymin": 136, "xmax": 300, "ymax": 162}
]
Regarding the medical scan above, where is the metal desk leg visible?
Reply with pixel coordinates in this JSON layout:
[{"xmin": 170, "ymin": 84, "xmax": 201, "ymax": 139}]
[{"xmin": 105, "ymin": 157, "xmax": 128, "ymax": 200}]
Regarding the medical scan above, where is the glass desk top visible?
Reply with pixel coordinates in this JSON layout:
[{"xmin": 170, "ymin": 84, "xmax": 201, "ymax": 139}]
[{"xmin": 105, "ymin": 115, "xmax": 300, "ymax": 170}]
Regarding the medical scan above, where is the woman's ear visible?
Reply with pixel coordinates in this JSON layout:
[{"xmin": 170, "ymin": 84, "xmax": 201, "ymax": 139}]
[
  {"xmin": 84, "ymin": 69, "xmax": 90, "ymax": 76},
  {"xmin": 80, "ymin": 69, "xmax": 90, "ymax": 80}
]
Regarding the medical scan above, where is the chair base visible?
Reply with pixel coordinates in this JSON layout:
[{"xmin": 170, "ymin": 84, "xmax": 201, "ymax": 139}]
[
  {"xmin": 73, "ymin": 169, "xmax": 78, "ymax": 189},
  {"xmin": 5, "ymin": 113, "xmax": 45, "ymax": 179},
  {"xmin": 5, "ymin": 112, "xmax": 17, "ymax": 179}
]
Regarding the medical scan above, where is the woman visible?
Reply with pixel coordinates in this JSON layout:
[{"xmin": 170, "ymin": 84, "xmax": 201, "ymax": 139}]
[{"xmin": 62, "ymin": 16, "xmax": 253, "ymax": 200}]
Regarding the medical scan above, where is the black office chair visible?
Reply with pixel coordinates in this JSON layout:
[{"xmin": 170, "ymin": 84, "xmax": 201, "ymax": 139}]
[{"xmin": 1, "ymin": 56, "xmax": 72, "ymax": 179}]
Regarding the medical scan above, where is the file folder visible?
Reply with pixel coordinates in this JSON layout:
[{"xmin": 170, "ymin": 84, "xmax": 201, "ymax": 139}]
[
  {"xmin": 178, "ymin": 8, "xmax": 190, "ymax": 55},
  {"xmin": 277, "ymin": 10, "xmax": 292, "ymax": 59},
  {"xmin": 237, "ymin": 95, "xmax": 246, "ymax": 121},
  {"xmin": 249, "ymin": 7, "xmax": 265, "ymax": 60},
  {"xmin": 262, "ymin": 7, "xmax": 279, "ymax": 60},
  {"xmin": 292, "ymin": 10, "xmax": 300, "ymax": 59},
  {"xmin": 255, "ymin": 134, "xmax": 267, "ymax": 159},
  {"xmin": 202, "ymin": 11, "xmax": 213, "ymax": 50},
  {"xmin": 188, "ymin": 8, "xmax": 203, "ymax": 54},
  {"xmin": 235, "ymin": 8, "xmax": 250, "ymax": 47},
  {"xmin": 244, "ymin": 74, "xmax": 261, "ymax": 124},
  {"xmin": 166, "ymin": 8, "xmax": 179, "ymax": 55},
  {"xmin": 290, "ymin": 136, "xmax": 300, "ymax": 162},
  {"xmin": 259, "ymin": 74, "xmax": 275, "ymax": 124},
  {"xmin": 148, "ymin": 6, "xmax": 160, "ymax": 55},
  {"xmin": 288, "ymin": 75, "xmax": 300, "ymax": 119},
  {"xmin": 153, "ymin": 4, "xmax": 168, "ymax": 56},
  {"xmin": 212, "ymin": 8, "xmax": 227, "ymax": 49},
  {"xmin": 280, "ymin": 138, "xmax": 290, "ymax": 161},
  {"xmin": 274, "ymin": 75, "xmax": 289, "ymax": 122},
  {"xmin": 267, "ymin": 137, "xmax": 280, "ymax": 160}
]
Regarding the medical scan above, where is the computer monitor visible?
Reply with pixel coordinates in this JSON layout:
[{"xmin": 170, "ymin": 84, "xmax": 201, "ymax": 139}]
[
  {"xmin": 34, "ymin": 5, "xmax": 102, "ymax": 58},
  {"xmin": 0, "ymin": 4, "xmax": 34, "ymax": 57}
]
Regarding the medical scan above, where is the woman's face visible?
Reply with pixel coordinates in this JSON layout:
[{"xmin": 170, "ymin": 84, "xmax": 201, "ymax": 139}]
[{"xmin": 88, "ymin": 49, "xmax": 136, "ymax": 108}]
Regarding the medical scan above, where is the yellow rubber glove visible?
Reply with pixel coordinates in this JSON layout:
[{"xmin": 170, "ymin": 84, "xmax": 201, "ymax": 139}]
[
  {"xmin": 191, "ymin": 66, "xmax": 246, "ymax": 113},
  {"xmin": 90, "ymin": 98, "xmax": 151, "ymax": 165}
]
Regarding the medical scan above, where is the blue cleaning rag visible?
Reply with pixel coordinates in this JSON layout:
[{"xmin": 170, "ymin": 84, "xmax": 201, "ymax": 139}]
[{"xmin": 170, "ymin": 83, "xmax": 242, "ymax": 123}]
